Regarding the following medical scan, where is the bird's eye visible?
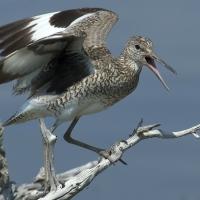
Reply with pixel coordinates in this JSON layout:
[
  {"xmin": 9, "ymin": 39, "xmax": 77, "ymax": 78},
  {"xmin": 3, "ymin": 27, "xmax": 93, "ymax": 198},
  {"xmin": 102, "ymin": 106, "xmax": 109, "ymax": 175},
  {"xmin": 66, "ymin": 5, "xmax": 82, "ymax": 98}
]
[{"xmin": 135, "ymin": 45, "xmax": 140, "ymax": 50}]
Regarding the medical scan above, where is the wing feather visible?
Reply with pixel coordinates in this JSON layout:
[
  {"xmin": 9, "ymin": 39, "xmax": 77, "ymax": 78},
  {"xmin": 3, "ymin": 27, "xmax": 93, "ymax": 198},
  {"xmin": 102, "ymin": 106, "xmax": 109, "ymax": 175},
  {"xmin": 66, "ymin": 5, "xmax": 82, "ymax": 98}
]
[{"xmin": 0, "ymin": 8, "xmax": 118, "ymax": 96}]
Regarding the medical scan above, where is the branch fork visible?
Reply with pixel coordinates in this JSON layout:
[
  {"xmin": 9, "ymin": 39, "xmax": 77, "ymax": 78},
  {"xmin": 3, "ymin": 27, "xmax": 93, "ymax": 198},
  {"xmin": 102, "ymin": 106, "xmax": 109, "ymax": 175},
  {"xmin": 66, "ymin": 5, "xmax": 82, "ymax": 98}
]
[{"xmin": 0, "ymin": 120, "xmax": 199, "ymax": 200}]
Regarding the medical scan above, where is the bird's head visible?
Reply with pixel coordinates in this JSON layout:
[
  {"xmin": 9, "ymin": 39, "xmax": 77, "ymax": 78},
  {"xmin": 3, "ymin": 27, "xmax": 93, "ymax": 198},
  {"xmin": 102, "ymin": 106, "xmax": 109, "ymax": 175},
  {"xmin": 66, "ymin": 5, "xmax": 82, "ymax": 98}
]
[{"xmin": 126, "ymin": 36, "xmax": 176, "ymax": 90}]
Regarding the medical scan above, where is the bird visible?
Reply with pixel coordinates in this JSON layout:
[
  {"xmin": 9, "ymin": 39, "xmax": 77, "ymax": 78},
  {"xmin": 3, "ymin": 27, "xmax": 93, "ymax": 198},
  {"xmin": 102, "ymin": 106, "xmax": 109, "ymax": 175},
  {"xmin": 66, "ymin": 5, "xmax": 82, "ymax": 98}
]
[{"xmin": 0, "ymin": 8, "xmax": 176, "ymax": 191}]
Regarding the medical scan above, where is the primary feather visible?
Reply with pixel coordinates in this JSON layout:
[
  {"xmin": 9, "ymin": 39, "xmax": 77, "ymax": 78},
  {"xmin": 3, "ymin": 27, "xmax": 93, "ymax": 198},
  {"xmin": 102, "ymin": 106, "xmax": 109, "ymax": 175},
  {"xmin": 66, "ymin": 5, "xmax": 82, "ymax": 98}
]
[{"xmin": 0, "ymin": 8, "xmax": 117, "ymax": 96}]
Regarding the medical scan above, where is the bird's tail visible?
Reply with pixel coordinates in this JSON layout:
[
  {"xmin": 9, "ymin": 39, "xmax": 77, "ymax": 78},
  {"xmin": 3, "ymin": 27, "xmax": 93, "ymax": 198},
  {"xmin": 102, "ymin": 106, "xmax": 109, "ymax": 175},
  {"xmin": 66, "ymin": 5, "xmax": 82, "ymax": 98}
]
[
  {"xmin": 3, "ymin": 112, "xmax": 32, "ymax": 127},
  {"xmin": 3, "ymin": 98, "xmax": 51, "ymax": 127}
]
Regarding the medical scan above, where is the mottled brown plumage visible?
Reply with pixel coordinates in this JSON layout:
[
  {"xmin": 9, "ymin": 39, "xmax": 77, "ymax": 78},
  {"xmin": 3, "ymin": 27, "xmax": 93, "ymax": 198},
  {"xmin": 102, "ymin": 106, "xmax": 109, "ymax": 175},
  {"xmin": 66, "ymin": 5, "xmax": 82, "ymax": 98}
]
[{"xmin": 2, "ymin": 33, "xmax": 175, "ymax": 129}]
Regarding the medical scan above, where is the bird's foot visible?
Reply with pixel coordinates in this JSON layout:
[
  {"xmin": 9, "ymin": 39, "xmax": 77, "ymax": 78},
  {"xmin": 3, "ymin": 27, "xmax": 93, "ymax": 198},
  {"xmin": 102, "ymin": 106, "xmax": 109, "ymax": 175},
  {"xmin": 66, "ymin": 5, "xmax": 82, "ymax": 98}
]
[
  {"xmin": 97, "ymin": 148, "xmax": 127, "ymax": 165},
  {"xmin": 98, "ymin": 149, "xmax": 112, "ymax": 161},
  {"xmin": 43, "ymin": 178, "xmax": 62, "ymax": 193},
  {"xmin": 50, "ymin": 175, "xmax": 63, "ymax": 192},
  {"xmin": 38, "ymin": 119, "xmax": 63, "ymax": 192},
  {"xmin": 36, "ymin": 167, "xmax": 62, "ymax": 193}
]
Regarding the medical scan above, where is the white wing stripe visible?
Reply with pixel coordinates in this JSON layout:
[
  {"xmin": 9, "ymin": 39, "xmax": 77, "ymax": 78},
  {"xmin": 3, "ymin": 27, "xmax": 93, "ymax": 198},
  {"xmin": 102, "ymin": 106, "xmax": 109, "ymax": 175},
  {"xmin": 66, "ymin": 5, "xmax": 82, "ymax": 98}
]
[
  {"xmin": 30, "ymin": 12, "xmax": 65, "ymax": 41},
  {"xmin": 30, "ymin": 13, "xmax": 96, "ymax": 42}
]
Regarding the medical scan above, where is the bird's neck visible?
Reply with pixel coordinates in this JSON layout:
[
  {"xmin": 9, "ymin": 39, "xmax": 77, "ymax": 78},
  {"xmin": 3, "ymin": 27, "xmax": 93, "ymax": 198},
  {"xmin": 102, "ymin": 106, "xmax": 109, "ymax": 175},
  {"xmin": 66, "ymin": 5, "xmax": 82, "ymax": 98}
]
[{"xmin": 119, "ymin": 48, "xmax": 142, "ymax": 75}]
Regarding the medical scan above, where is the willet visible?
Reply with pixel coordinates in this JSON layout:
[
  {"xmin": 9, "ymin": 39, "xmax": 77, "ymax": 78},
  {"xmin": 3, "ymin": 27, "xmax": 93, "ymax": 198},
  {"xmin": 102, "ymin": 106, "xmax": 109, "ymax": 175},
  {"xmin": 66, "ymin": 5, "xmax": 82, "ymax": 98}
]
[{"xmin": 0, "ymin": 8, "xmax": 176, "ymax": 190}]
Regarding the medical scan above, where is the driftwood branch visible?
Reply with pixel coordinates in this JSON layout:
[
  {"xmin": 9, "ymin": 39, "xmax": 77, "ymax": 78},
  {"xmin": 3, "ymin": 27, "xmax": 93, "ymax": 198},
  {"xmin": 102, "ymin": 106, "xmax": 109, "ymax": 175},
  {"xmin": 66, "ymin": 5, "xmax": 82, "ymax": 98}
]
[
  {"xmin": 0, "ymin": 120, "xmax": 199, "ymax": 200},
  {"xmin": 0, "ymin": 125, "xmax": 14, "ymax": 200}
]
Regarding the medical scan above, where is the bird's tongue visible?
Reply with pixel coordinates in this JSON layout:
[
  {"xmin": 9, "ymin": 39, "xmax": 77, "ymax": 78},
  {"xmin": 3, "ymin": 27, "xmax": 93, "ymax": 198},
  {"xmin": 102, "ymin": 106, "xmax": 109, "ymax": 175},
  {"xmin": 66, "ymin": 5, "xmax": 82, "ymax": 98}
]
[{"xmin": 145, "ymin": 56, "xmax": 169, "ymax": 90}]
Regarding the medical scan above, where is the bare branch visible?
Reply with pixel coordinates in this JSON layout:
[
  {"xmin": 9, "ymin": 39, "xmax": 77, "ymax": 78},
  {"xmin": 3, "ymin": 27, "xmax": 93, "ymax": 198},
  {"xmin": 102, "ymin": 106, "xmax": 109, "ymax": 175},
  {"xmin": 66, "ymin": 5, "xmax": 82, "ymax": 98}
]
[
  {"xmin": 8, "ymin": 121, "xmax": 199, "ymax": 200},
  {"xmin": 0, "ymin": 125, "xmax": 14, "ymax": 200}
]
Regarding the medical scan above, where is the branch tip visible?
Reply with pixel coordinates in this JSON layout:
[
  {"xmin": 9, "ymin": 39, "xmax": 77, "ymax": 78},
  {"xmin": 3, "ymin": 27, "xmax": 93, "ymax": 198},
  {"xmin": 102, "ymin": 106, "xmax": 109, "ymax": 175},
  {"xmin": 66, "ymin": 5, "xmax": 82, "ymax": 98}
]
[
  {"xmin": 136, "ymin": 123, "xmax": 161, "ymax": 136},
  {"xmin": 192, "ymin": 132, "xmax": 200, "ymax": 139},
  {"xmin": 130, "ymin": 118, "xmax": 144, "ymax": 136}
]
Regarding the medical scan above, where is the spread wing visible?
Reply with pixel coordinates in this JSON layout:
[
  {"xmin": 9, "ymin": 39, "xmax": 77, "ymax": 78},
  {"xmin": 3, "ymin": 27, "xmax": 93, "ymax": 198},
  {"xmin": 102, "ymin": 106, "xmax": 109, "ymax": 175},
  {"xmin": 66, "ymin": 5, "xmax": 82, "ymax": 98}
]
[{"xmin": 0, "ymin": 8, "xmax": 118, "ymax": 96}]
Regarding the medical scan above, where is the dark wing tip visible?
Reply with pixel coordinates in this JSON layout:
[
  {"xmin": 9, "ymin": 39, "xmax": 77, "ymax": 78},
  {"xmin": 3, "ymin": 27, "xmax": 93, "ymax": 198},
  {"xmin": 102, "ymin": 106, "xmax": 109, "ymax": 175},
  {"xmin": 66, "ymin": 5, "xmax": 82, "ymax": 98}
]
[{"xmin": 49, "ymin": 7, "xmax": 114, "ymax": 28}]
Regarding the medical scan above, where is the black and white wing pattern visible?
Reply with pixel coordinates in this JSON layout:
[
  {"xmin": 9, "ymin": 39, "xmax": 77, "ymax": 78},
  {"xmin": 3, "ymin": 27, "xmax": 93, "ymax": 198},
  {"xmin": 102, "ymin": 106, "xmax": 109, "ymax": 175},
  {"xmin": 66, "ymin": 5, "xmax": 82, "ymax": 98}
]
[{"xmin": 0, "ymin": 8, "xmax": 118, "ymax": 96}]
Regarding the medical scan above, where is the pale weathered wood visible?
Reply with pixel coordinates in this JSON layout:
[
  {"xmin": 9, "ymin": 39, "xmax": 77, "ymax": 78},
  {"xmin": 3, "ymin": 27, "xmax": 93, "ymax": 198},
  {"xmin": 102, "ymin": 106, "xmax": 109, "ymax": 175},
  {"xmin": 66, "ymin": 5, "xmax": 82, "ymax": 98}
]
[
  {"xmin": 0, "ymin": 121, "xmax": 199, "ymax": 200},
  {"xmin": 0, "ymin": 126, "xmax": 14, "ymax": 200}
]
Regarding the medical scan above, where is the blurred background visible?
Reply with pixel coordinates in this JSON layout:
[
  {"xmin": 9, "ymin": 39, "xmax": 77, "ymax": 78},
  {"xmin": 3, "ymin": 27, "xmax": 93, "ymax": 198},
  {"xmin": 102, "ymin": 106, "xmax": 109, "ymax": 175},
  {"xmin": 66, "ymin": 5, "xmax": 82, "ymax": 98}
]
[{"xmin": 0, "ymin": 0, "xmax": 200, "ymax": 199}]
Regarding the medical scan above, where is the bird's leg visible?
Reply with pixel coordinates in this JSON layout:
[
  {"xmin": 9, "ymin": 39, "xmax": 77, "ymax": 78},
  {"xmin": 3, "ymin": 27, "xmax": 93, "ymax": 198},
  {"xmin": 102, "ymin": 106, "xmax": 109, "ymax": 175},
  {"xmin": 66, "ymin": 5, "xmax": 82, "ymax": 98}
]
[
  {"xmin": 64, "ymin": 117, "xmax": 105, "ymax": 153},
  {"xmin": 39, "ymin": 119, "xmax": 61, "ymax": 192},
  {"xmin": 64, "ymin": 117, "xmax": 127, "ymax": 164}
]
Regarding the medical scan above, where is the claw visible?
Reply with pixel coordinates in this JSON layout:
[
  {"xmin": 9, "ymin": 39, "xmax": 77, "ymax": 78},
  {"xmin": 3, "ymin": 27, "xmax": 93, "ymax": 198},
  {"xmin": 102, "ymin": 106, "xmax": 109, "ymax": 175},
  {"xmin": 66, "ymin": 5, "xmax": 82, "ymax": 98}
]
[
  {"xmin": 99, "ymin": 150, "xmax": 127, "ymax": 165},
  {"xmin": 120, "ymin": 139, "xmax": 128, "ymax": 145},
  {"xmin": 119, "ymin": 158, "xmax": 128, "ymax": 165}
]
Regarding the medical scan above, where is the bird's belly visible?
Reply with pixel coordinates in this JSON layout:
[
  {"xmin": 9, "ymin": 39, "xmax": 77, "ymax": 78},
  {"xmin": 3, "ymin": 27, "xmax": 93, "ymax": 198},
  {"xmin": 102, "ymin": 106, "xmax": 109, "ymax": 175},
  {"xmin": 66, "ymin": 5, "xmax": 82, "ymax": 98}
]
[
  {"xmin": 80, "ymin": 101, "xmax": 106, "ymax": 115},
  {"xmin": 57, "ymin": 99, "xmax": 106, "ymax": 122}
]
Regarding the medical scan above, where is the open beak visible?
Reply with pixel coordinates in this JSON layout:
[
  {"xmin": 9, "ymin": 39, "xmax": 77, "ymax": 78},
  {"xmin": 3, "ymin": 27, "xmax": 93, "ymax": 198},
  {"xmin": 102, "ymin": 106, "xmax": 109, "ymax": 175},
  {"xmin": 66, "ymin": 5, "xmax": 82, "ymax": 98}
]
[{"xmin": 145, "ymin": 54, "xmax": 176, "ymax": 91}]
